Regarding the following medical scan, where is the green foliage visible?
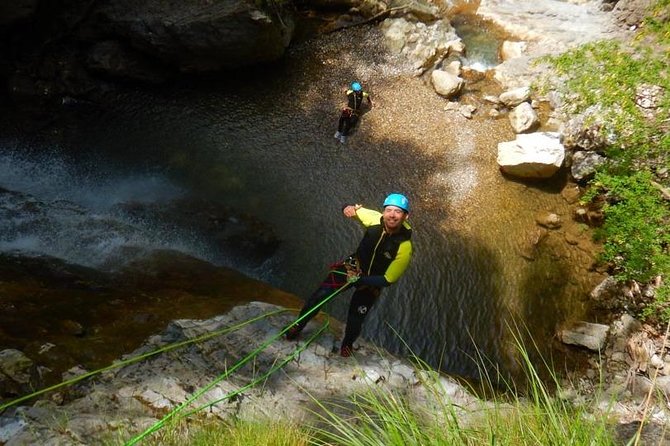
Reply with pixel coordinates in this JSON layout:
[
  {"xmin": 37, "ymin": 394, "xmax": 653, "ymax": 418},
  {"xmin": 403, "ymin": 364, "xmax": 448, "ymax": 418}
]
[
  {"xmin": 644, "ymin": 0, "xmax": 670, "ymax": 47},
  {"xmin": 642, "ymin": 281, "xmax": 670, "ymax": 322},
  {"xmin": 542, "ymin": 41, "xmax": 669, "ymax": 170},
  {"xmin": 139, "ymin": 418, "xmax": 312, "ymax": 446},
  {"xmin": 540, "ymin": 0, "xmax": 670, "ymax": 324},
  {"xmin": 583, "ymin": 171, "xmax": 670, "ymax": 282}
]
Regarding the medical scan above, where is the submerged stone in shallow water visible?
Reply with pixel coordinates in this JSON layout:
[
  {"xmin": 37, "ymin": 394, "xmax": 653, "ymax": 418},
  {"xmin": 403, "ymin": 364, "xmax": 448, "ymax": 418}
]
[{"xmin": 560, "ymin": 321, "xmax": 609, "ymax": 351}]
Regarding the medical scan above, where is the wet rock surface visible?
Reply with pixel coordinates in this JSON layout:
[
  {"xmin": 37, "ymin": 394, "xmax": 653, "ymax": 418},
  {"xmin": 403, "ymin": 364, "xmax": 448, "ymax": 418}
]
[
  {"xmin": 0, "ymin": 251, "xmax": 300, "ymax": 398},
  {"xmin": 0, "ymin": 302, "xmax": 483, "ymax": 444}
]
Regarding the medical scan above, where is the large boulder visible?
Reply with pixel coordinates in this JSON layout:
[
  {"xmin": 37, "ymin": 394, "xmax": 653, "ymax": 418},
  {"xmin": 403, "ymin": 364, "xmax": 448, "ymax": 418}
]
[
  {"xmin": 0, "ymin": 0, "xmax": 38, "ymax": 27},
  {"xmin": 497, "ymin": 132, "xmax": 565, "ymax": 179},
  {"xmin": 381, "ymin": 17, "xmax": 461, "ymax": 74},
  {"xmin": 79, "ymin": 0, "xmax": 295, "ymax": 75}
]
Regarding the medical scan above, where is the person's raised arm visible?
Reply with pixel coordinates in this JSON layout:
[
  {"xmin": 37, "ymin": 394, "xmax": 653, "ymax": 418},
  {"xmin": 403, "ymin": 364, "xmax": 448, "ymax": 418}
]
[
  {"xmin": 342, "ymin": 204, "xmax": 361, "ymax": 218},
  {"xmin": 342, "ymin": 205, "xmax": 381, "ymax": 227}
]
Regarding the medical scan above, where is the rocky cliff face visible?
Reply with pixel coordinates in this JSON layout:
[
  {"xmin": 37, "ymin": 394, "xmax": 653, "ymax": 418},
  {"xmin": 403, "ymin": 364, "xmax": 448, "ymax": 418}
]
[
  {"xmin": 79, "ymin": 0, "xmax": 295, "ymax": 75},
  {"xmin": 0, "ymin": 0, "xmax": 295, "ymax": 111},
  {"xmin": 0, "ymin": 302, "xmax": 482, "ymax": 444}
]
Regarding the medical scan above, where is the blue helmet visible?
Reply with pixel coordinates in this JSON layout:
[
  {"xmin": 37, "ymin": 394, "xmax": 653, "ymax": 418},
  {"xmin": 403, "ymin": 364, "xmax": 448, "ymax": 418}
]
[
  {"xmin": 351, "ymin": 82, "xmax": 362, "ymax": 92},
  {"xmin": 383, "ymin": 193, "xmax": 410, "ymax": 213}
]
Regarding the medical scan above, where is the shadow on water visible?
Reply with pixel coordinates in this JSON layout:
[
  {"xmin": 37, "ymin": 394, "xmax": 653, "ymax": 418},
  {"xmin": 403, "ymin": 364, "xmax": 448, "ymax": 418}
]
[
  {"xmin": 41, "ymin": 81, "xmax": 511, "ymax": 378},
  {"xmin": 368, "ymin": 229, "xmax": 513, "ymax": 377},
  {"xmin": 500, "ymin": 166, "xmax": 571, "ymax": 195}
]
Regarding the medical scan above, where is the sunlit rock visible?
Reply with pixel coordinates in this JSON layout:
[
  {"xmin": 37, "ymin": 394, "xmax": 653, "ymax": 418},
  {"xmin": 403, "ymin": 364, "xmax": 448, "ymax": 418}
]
[
  {"xmin": 431, "ymin": 69, "xmax": 464, "ymax": 99},
  {"xmin": 500, "ymin": 40, "xmax": 527, "ymax": 61},
  {"xmin": 499, "ymin": 86, "xmax": 531, "ymax": 107},
  {"xmin": 508, "ymin": 101, "xmax": 539, "ymax": 133},
  {"xmin": 381, "ymin": 18, "xmax": 460, "ymax": 74},
  {"xmin": 497, "ymin": 132, "xmax": 565, "ymax": 179}
]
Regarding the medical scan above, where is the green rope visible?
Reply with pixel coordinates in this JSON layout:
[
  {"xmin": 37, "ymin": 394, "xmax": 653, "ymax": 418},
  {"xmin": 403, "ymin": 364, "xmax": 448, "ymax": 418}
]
[
  {"xmin": 0, "ymin": 308, "xmax": 289, "ymax": 413},
  {"xmin": 126, "ymin": 281, "xmax": 351, "ymax": 445},
  {"xmin": 180, "ymin": 319, "xmax": 329, "ymax": 419}
]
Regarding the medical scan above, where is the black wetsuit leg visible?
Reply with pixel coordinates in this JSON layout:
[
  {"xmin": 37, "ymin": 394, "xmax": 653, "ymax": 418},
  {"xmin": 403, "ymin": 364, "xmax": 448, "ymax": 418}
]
[
  {"xmin": 341, "ymin": 287, "xmax": 380, "ymax": 348},
  {"xmin": 338, "ymin": 113, "xmax": 350, "ymax": 134},
  {"xmin": 293, "ymin": 264, "xmax": 351, "ymax": 331}
]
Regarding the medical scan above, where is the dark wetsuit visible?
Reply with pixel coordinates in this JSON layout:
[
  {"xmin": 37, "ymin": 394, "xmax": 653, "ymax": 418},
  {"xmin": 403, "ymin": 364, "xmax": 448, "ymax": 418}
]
[
  {"xmin": 338, "ymin": 89, "xmax": 372, "ymax": 136},
  {"xmin": 291, "ymin": 207, "xmax": 412, "ymax": 351}
]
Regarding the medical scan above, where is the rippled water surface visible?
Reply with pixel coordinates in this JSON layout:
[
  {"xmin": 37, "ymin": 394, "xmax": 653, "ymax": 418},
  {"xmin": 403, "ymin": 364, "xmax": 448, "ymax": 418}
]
[{"xmin": 0, "ymin": 25, "xmax": 604, "ymax": 379}]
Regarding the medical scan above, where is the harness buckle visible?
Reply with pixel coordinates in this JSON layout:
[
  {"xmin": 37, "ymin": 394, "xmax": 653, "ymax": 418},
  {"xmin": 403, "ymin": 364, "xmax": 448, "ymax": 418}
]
[{"xmin": 344, "ymin": 256, "xmax": 361, "ymax": 283}]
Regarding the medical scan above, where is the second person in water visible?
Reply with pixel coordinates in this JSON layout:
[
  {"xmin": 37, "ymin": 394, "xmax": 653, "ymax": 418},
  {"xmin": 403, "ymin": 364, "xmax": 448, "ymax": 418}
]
[{"xmin": 334, "ymin": 81, "xmax": 372, "ymax": 144}]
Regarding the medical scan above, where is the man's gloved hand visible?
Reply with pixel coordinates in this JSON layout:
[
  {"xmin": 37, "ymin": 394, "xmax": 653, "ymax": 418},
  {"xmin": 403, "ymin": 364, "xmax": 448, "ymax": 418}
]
[{"xmin": 346, "ymin": 270, "xmax": 360, "ymax": 284}]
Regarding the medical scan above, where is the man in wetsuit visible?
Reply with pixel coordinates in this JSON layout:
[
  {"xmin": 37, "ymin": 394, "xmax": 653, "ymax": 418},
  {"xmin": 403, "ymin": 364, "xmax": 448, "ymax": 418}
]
[
  {"xmin": 285, "ymin": 193, "xmax": 413, "ymax": 357},
  {"xmin": 334, "ymin": 81, "xmax": 373, "ymax": 144}
]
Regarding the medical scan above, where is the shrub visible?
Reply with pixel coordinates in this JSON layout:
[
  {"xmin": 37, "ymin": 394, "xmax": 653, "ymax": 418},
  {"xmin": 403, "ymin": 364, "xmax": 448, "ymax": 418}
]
[
  {"xmin": 582, "ymin": 171, "xmax": 670, "ymax": 283},
  {"xmin": 540, "ymin": 0, "xmax": 670, "ymax": 322}
]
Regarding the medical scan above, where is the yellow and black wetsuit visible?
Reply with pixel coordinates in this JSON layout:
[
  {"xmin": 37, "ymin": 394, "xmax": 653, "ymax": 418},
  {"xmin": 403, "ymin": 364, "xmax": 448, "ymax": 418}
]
[
  {"xmin": 346, "ymin": 89, "xmax": 370, "ymax": 111},
  {"xmin": 338, "ymin": 90, "xmax": 372, "ymax": 135},
  {"xmin": 353, "ymin": 207, "xmax": 412, "ymax": 287},
  {"xmin": 291, "ymin": 206, "xmax": 413, "ymax": 350}
]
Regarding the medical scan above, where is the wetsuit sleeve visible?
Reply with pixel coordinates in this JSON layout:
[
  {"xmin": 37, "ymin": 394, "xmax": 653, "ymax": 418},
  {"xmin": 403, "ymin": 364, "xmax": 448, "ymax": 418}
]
[
  {"xmin": 384, "ymin": 240, "xmax": 412, "ymax": 284},
  {"xmin": 354, "ymin": 207, "xmax": 382, "ymax": 227},
  {"xmin": 356, "ymin": 275, "xmax": 389, "ymax": 288}
]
